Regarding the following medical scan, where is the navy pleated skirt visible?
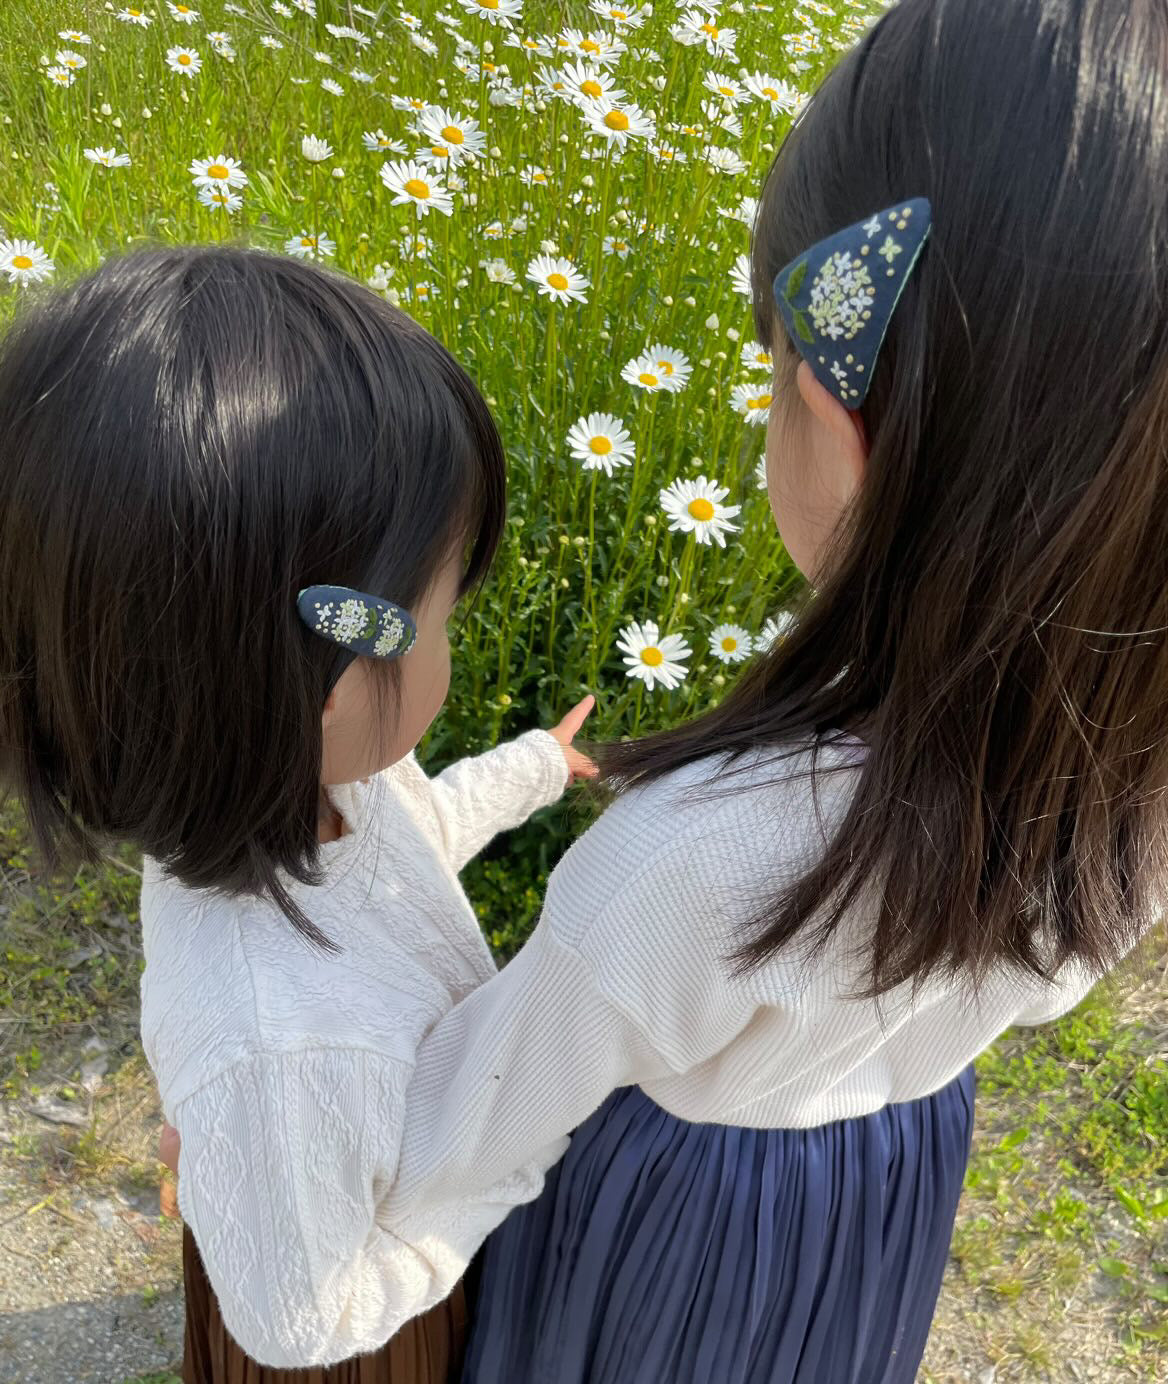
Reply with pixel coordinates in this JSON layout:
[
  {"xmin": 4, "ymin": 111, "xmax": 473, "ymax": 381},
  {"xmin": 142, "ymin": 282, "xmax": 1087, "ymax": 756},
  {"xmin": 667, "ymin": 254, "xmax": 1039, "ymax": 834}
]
[{"xmin": 461, "ymin": 1064, "xmax": 976, "ymax": 1384}]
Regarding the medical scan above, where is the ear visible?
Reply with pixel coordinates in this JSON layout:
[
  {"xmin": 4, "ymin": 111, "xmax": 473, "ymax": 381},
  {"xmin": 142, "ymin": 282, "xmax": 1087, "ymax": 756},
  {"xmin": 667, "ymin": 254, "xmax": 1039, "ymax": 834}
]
[{"xmin": 795, "ymin": 359, "xmax": 869, "ymax": 479}]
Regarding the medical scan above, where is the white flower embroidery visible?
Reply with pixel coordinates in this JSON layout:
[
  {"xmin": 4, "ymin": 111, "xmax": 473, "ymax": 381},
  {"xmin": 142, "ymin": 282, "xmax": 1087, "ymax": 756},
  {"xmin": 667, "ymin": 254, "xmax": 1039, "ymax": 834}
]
[
  {"xmin": 374, "ymin": 611, "xmax": 406, "ymax": 657},
  {"xmin": 807, "ymin": 250, "xmax": 875, "ymax": 341},
  {"xmin": 878, "ymin": 234, "xmax": 903, "ymax": 264},
  {"xmin": 863, "ymin": 214, "xmax": 882, "ymax": 238},
  {"xmin": 332, "ymin": 598, "xmax": 370, "ymax": 643}
]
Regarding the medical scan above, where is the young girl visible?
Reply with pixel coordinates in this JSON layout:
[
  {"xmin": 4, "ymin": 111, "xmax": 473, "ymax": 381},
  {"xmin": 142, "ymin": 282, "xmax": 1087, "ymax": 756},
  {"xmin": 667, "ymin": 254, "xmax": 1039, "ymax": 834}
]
[
  {"xmin": 355, "ymin": 0, "xmax": 1163, "ymax": 1378},
  {"xmin": 0, "ymin": 244, "xmax": 596, "ymax": 1379}
]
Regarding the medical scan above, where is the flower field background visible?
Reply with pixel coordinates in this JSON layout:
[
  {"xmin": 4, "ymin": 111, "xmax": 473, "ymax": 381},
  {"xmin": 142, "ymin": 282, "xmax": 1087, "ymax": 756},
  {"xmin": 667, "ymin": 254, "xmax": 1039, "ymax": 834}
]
[{"xmin": 0, "ymin": 0, "xmax": 888, "ymax": 940}]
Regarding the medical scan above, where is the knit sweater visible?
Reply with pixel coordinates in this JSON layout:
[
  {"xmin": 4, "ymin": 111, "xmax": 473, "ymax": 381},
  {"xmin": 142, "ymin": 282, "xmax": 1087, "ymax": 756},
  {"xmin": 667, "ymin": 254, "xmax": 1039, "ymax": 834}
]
[{"xmin": 141, "ymin": 730, "xmax": 1115, "ymax": 1369}]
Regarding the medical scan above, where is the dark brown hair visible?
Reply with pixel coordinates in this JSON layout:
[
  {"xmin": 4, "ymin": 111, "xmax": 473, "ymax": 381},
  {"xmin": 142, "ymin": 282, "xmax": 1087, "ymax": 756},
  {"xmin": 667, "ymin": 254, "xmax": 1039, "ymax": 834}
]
[
  {"xmin": 601, "ymin": 0, "xmax": 1168, "ymax": 1008},
  {"xmin": 0, "ymin": 244, "xmax": 505, "ymax": 950}
]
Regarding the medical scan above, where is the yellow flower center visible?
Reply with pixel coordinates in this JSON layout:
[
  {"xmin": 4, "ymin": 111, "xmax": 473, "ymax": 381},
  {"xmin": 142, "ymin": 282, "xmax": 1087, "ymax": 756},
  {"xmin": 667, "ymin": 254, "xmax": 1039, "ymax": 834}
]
[
  {"xmin": 762, "ymin": 87, "xmax": 779, "ymax": 101},
  {"xmin": 610, "ymin": 8, "xmax": 628, "ymax": 16},
  {"xmin": 640, "ymin": 647, "xmax": 664, "ymax": 667},
  {"xmin": 755, "ymin": 351, "xmax": 771, "ymax": 364},
  {"xmin": 482, "ymin": 61, "xmax": 497, "ymax": 72},
  {"xmin": 718, "ymin": 85, "xmax": 734, "ymax": 96},
  {"xmin": 404, "ymin": 178, "xmax": 431, "ymax": 199},
  {"xmin": 478, "ymin": 0, "xmax": 499, "ymax": 8},
  {"xmin": 410, "ymin": 99, "xmax": 425, "ymax": 108},
  {"xmin": 547, "ymin": 272, "xmax": 569, "ymax": 290},
  {"xmin": 178, "ymin": 53, "xmax": 191, "ymax": 63},
  {"xmin": 658, "ymin": 360, "xmax": 674, "ymax": 375},
  {"xmin": 604, "ymin": 110, "xmax": 629, "ymax": 131},
  {"xmin": 581, "ymin": 79, "xmax": 603, "ymax": 98},
  {"xmin": 417, "ymin": 285, "xmax": 429, "ymax": 296},
  {"xmin": 581, "ymin": 39, "xmax": 601, "ymax": 53},
  {"xmin": 748, "ymin": 393, "xmax": 773, "ymax": 410},
  {"xmin": 532, "ymin": 171, "xmax": 547, "ymax": 182},
  {"xmin": 301, "ymin": 237, "xmax": 315, "ymax": 247},
  {"xmin": 589, "ymin": 436, "xmax": 613, "ymax": 455},
  {"xmin": 441, "ymin": 125, "xmax": 465, "ymax": 144},
  {"xmin": 659, "ymin": 149, "xmax": 674, "ymax": 159},
  {"xmin": 688, "ymin": 498, "xmax": 715, "ymax": 521},
  {"xmin": 207, "ymin": 163, "xmax": 230, "ymax": 180},
  {"xmin": 701, "ymin": 23, "xmax": 719, "ymax": 36},
  {"xmin": 11, "ymin": 255, "xmax": 33, "ymax": 270},
  {"xmin": 128, "ymin": 8, "xmax": 141, "ymax": 15},
  {"xmin": 638, "ymin": 372, "xmax": 659, "ymax": 387},
  {"xmin": 721, "ymin": 636, "xmax": 737, "ymax": 652},
  {"xmin": 431, "ymin": 145, "xmax": 449, "ymax": 158}
]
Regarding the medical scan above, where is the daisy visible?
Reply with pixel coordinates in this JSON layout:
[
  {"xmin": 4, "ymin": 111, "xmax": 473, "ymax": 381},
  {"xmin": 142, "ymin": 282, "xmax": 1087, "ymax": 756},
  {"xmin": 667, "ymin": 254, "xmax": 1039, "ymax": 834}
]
[
  {"xmin": 731, "ymin": 383, "xmax": 773, "ymax": 425},
  {"xmin": 57, "ymin": 29, "xmax": 91, "ymax": 43},
  {"xmin": 621, "ymin": 351, "xmax": 668, "ymax": 392},
  {"xmin": 83, "ymin": 146, "xmax": 132, "ymax": 168},
  {"xmin": 653, "ymin": 141, "xmax": 688, "ymax": 165},
  {"xmin": 559, "ymin": 27, "xmax": 626, "ymax": 68},
  {"xmin": 416, "ymin": 107, "xmax": 487, "ymax": 164},
  {"xmin": 616, "ymin": 620, "xmax": 692, "ymax": 691},
  {"xmin": 379, "ymin": 159, "xmax": 455, "ymax": 217},
  {"xmin": 55, "ymin": 49, "xmax": 87, "ymax": 70},
  {"xmin": 758, "ymin": 610, "xmax": 796, "ymax": 651},
  {"xmin": 672, "ymin": 10, "xmax": 736, "ymax": 56},
  {"xmin": 189, "ymin": 154, "xmax": 247, "ymax": 190},
  {"xmin": 197, "ymin": 184, "xmax": 243, "ymax": 213},
  {"xmin": 584, "ymin": 97, "xmax": 654, "ymax": 148},
  {"xmin": 284, "ymin": 230, "xmax": 336, "ymax": 258},
  {"xmin": 166, "ymin": 47, "xmax": 202, "ymax": 75},
  {"xmin": 645, "ymin": 344, "xmax": 692, "ymax": 393},
  {"xmin": 566, "ymin": 413, "xmax": 634, "ymax": 476},
  {"xmin": 362, "ymin": 130, "xmax": 407, "ymax": 155},
  {"xmin": 728, "ymin": 194, "xmax": 759, "ymax": 227},
  {"xmin": 755, "ymin": 455, "xmax": 769, "ymax": 489},
  {"xmin": 367, "ymin": 263, "xmax": 394, "ymax": 292},
  {"xmin": 709, "ymin": 624, "xmax": 753, "ymax": 663},
  {"xmin": 45, "ymin": 67, "xmax": 76, "ymax": 87},
  {"xmin": 741, "ymin": 342, "xmax": 773, "ymax": 372},
  {"xmin": 391, "ymin": 95, "xmax": 430, "ymax": 112},
  {"xmin": 167, "ymin": 2, "xmax": 200, "ymax": 18},
  {"xmin": 0, "ymin": 239, "xmax": 54, "ymax": 286},
  {"xmin": 702, "ymin": 72, "xmax": 744, "ymax": 105},
  {"xmin": 729, "ymin": 252, "xmax": 752, "ymax": 297},
  {"xmin": 482, "ymin": 258, "xmax": 516, "ymax": 285},
  {"xmin": 659, "ymin": 475, "xmax": 742, "ymax": 547},
  {"xmin": 526, "ymin": 254, "xmax": 589, "ymax": 304},
  {"xmin": 459, "ymin": 0, "xmax": 522, "ymax": 22},
  {"xmin": 589, "ymin": 0, "xmax": 646, "ymax": 27},
  {"xmin": 706, "ymin": 146, "xmax": 747, "ymax": 175},
  {"xmin": 115, "ymin": 7, "xmax": 152, "ymax": 25},
  {"xmin": 743, "ymin": 71, "xmax": 803, "ymax": 112},
  {"xmin": 560, "ymin": 59, "xmax": 625, "ymax": 106},
  {"xmin": 301, "ymin": 134, "xmax": 333, "ymax": 162},
  {"xmin": 321, "ymin": 78, "xmax": 344, "ymax": 95},
  {"xmin": 603, "ymin": 234, "xmax": 633, "ymax": 258}
]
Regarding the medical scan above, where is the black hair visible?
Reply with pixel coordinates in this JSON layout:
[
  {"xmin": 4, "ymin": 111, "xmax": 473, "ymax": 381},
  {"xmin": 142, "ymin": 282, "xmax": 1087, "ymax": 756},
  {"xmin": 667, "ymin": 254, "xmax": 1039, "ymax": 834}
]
[
  {"xmin": 0, "ymin": 243, "xmax": 506, "ymax": 950},
  {"xmin": 601, "ymin": 0, "xmax": 1168, "ymax": 1008}
]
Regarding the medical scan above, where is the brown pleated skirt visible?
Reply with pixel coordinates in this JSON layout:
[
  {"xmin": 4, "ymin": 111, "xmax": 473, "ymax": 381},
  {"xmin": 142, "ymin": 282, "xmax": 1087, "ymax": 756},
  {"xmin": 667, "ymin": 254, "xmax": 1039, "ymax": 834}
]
[{"xmin": 181, "ymin": 1221, "xmax": 472, "ymax": 1384}]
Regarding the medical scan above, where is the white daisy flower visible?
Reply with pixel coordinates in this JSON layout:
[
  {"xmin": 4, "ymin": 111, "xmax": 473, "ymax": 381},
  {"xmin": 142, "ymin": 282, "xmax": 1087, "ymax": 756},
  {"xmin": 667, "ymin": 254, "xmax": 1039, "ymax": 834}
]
[
  {"xmin": 166, "ymin": 46, "xmax": 202, "ymax": 75},
  {"xmin": 645, "ymin": 344, "xmax": 692, "ymax": 393},
  {"xmin": 621, "ymin": 351, "xmax": 668, "ymax": 392},
  {"xmin": 702, "ymin": 72, "xmax": 744, "ymax": 105},
  {"xmin": 284, "ymin": 230, "xmax": 337, "ymax": 258},
  {"xmin": 566, "ymin": 412, "xmax": 634, "ymax": 476},
  {"xmin": 653, "ymin": 141, "xmax": 688, "ymax": 165},
  {"xmin": 589, "ymin": 0, "xmax": 645, "ymax": 26},
  {"xmin": 84, "ymin": 146, "xmax": 132, "ymax": 168},
  {"xmin": 743, "ymin": 71, "xmax": 803, "ymax": 112},
  {"xmin": 604, "ymin": 234, "xmax": 633, "ymax": 258},
  {"xmin": 367, "ymin": 262, "xmax": 394, "ymax": 291},
  {"xmin": 379, "ymin": 159, "xmax": 455, "ymax": 217},
  {"xmin": 731, "ymin": 383, "xmax": 773, "ymax": 425},
  {"xmin": 321, "ymin": 77, "xmax": 344, "ymax": 95},
  {"xmin": 560, "ymin": 59, "xmax": 625, "ymax": 106},
  {"xmin": 115, "ymin": 7, "xmax": 152, "ymax": 25},
  {"xmin": 741, "ymin": 342, "xmax": 773, "ymax": 372},
  {"xmin": 400, "ymin": 231, "xmax": 430, "ymax": 258},
  {"xmin": 482, "ymin": 258, "xmax": 516, "ymax": 285},
  {"xmin": 45, "ymin": 67, "xmax": 76, "ymax": 87},
  {"xmin": 558, "ymin": 27, "xmax": 626, "ymax": 68},
  {"xmin": 55, "ymin": 49, "xmax": 87, "ymax": 70},
  {"xmin": 57, "ymin": 30, "xmax": 92, "ymax": 43},
  {"xmin": 705, "ymin": 146, "xmax": 747, "ymax": 175},
  {"xmin": 301, "ymin": 134, "xmax": 334, "ymax": 162},
  {"xmin": 755, "ymin": 455, "xmax": 769, "ymax": 490},
  {"xmin": 519, "ymin": 164, "xmax": 551, "ymax": 186},
  {"xmin": 167, "ymin": 2, "xmax": 200, "ymax": 19},
  {"xmin": 459, "ymin": 0, "xmax": 522, "ymax": 22},
  {"xmin": 672, "ymin": 10, "xmax": 736, "ymax": 56},
  {"xmin": 362, "ymin": 130, "xmax": 407, "ymax": 155},
  {"xmin": 729, "ymin": 252, "xmax": 752, "ymax": 297},
  {"xmin": 526, "ymin": 254, "xmax": 589, "ymax": 304},
  {"xmin": 391, "ymin": 95, "xmax": 430, "ymax": 113},
  {"xmin": 584, "ymin": 97, "xmax": 654, "ymax": 147},
  {"xmin": 416, "ymin": 107, "xmax": 487, "ymax": 164},
  {"xmin": 350, "ymin": 69, "xmax": 374, "ymax": 83},
  {"xmin": 197, "ymin": 184, "xmax": 243, "ymax": 213},
  {"xmin": 659, "ymin": 475, "xmax": 742, "ymax": 547},
  {"xmin": 728, "ymin": 194, "xmax": 760, "ymax": 227},
  {"xmin": 0, "ymin": 239, "xmax": 54, "ymax": 286},
  {"xmin": 758, "ymin": 610, "xmax": 796, "ymax": 651},
  {"xmin": 709, "ymin": 623, "xmax": 753, "ymax": 663},
  {"xmin": 616, "ymin": 620, "xmax": 692, "ymax": 691},
  {"xmin": 189, "ymin": 154, "xmax": 248, "ymax": 189}
]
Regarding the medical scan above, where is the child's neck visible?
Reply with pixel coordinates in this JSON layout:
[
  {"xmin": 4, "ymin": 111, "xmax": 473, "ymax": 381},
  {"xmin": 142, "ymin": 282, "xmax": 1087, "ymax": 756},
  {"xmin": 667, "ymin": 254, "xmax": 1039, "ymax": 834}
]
[{"xmin": 317, "ymin": 786, "xmax": 345, "ymax": 844}]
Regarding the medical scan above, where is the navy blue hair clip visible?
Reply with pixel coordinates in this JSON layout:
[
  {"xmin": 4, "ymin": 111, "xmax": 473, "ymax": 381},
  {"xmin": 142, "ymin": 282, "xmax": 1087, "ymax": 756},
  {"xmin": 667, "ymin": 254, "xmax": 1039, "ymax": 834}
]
[
  {"xmin": 297, "ymin": 585, "xmax": 417, "ymax": 660},
  {"xmin": 772, "ymin": 198, "xmax": 931, "ymax": 409}
]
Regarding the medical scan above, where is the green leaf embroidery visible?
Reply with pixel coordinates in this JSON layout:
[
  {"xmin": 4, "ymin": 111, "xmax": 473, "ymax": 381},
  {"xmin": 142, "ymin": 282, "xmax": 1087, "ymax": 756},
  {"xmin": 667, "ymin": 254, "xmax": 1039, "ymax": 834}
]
[
  {"xmin": 792, "ymin": 308, "xmax": 814, "ymax": 343},
  {"xmin": 362, "ymin": 607, "xmax": 379, "ymax": 639},
  {"xmin": 784, "ymin": 259, "xmax": 807, "ymax": 300}
]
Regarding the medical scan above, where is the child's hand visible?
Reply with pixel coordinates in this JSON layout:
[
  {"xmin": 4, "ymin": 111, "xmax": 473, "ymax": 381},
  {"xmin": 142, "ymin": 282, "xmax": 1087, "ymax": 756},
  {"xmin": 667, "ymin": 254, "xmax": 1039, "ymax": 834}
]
[{"xmin": 548, "ymin": 695, "xmax": 599, "ymax": 783}]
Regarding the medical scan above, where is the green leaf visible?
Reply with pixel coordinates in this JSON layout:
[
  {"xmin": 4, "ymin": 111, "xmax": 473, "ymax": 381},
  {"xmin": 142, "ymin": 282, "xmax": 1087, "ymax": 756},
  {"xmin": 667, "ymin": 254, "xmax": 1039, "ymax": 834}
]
[
  {"xmin": 792, "ymin": 309, "xmax": 814, "ymax": 343},
  {"xmin": 1114, "ymin": 1184, "xmax": 1145, "ymax": 1219},
  {"xmin": 785, "ymin": 259, "xmax": 808, "ymax": 299},
  {"xmin": 1099, "ymin": 1256, "xmax": 1130, "ymax": 1277},
  {"xmin": 998, "ymin": 1127, "xmax": 1030, "ymax": 1152}
]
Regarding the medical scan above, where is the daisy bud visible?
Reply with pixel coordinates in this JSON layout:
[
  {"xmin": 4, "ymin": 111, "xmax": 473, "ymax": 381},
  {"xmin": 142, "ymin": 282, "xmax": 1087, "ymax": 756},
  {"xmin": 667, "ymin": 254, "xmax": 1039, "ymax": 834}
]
[
  {"xmin": 713, "ymin": 674, "xmax": 726, "ymax": 686},
  {"xmin": 489, "ymin": 146, "xmax": 502, "ymax": 157},
  {"xmin": 573, "ymin": 536, "xmax": 586, "ymax": 547},
  {"xmin": 112, "ymin": 117, "xmax": 122, "ymax": 127},
  {"xmin": 560, "ymin": 578, "xmax": 570, "ymax": 588},
  {"xmin": 386, "ymin": 289, "xmax": 401, "ymax": 306},
  {"xmin": 498, "ymin": 693, "xmax": 512, "ymax": 706},
  {"xmin": 708, "ymin": 386, "xmax": 718, "ymax": 396},
  {"xmin": 331, "ymin": 167, "xmax": 344, "ymax": 178},
  {"xmin": 700, "ymin": 358, "xmax": 711, "ymax": 368},
  {"xmin": 684, "ymin": 296, "xmax": 696, "ymax": 307},
  {"xmin": 539, "ymin": 239, "xmax": 557, "ymax": 254},
  {"xmin": 715, "ymin": 352, "xmax": 727, "ymax": 362},
  {"xmin": 518, "ymin": 557, "xmax": 528, "ymax": 567},
  {"xmin": 535, "ymin": 101, "xmax": 547, "ymax": 112},
  {"xmin": 705, "ymin": 314, "xmax": 719, "ymax": 330},
  {"xmin": 559, "ymin": 535, "xmax": 570, "ymax": 544},
  {"xmin": 680, "ymin": 592, "xmax": 691, "ymax": 604},
  {"xmin": 644, "ymin": 514, "xmax": 657, "ymax": 526},
  {"xmin": 727, "ymin": 327, "xmax": 740, "ymax": 341},
  {"xmin": 582, "ymin": 174, "xmax": 594, "ymax": 188},
  {"xmin": 559, "ymin": 133, "xmax": 569, "ymax": 144},
  {"xmin": 663, "ymin": 295, "xmax": 673, "ymax": 306},
  {"xmin": 141, "ymin": 107, "xmax": 151, "ymax": 119}
]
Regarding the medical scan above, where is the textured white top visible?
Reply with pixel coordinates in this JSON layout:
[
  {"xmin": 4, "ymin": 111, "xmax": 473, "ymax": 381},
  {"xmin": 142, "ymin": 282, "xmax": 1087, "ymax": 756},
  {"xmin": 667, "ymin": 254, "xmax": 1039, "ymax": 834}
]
[{"xmin": 141, "ymin": 730, "xmax": 1114, "ymax": 1369}]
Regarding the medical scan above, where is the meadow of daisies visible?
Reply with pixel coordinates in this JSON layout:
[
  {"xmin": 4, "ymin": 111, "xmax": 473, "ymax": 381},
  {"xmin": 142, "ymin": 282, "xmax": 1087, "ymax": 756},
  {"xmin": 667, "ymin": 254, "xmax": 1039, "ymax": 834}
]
[{"xmin": 1, "ymin": 0, "xmax": 883, "ymax": 923}]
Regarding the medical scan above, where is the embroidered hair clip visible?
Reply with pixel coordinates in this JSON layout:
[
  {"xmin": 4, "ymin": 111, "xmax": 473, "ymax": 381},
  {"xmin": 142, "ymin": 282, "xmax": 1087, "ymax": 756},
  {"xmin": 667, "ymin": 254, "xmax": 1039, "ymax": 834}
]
[
  {"xmin": 772, "ymin": 197, "xmax": 932, "ymax": 409},
  {"xmin": 297, "ymin": 585, "xmax": 418, "ymax": 660}
]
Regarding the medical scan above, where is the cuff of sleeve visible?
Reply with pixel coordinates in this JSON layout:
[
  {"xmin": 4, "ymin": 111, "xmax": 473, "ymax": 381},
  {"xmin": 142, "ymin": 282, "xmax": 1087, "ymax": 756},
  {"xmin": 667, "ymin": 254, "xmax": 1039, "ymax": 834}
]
[{"xmin": 514, "ymin": 728, "xmax": 572, "ymax": 807}]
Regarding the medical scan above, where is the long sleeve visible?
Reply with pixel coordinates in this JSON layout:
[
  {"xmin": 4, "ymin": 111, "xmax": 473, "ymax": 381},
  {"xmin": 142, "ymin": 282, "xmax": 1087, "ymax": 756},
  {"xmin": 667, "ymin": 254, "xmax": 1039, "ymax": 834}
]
[
  {"xmin": 421, "ymin": 728, "xmax": 570, "ymax": 872},
  {"xmin": 172, "ymin": 1046, "xmax": 563, "ymax": 1369}
]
